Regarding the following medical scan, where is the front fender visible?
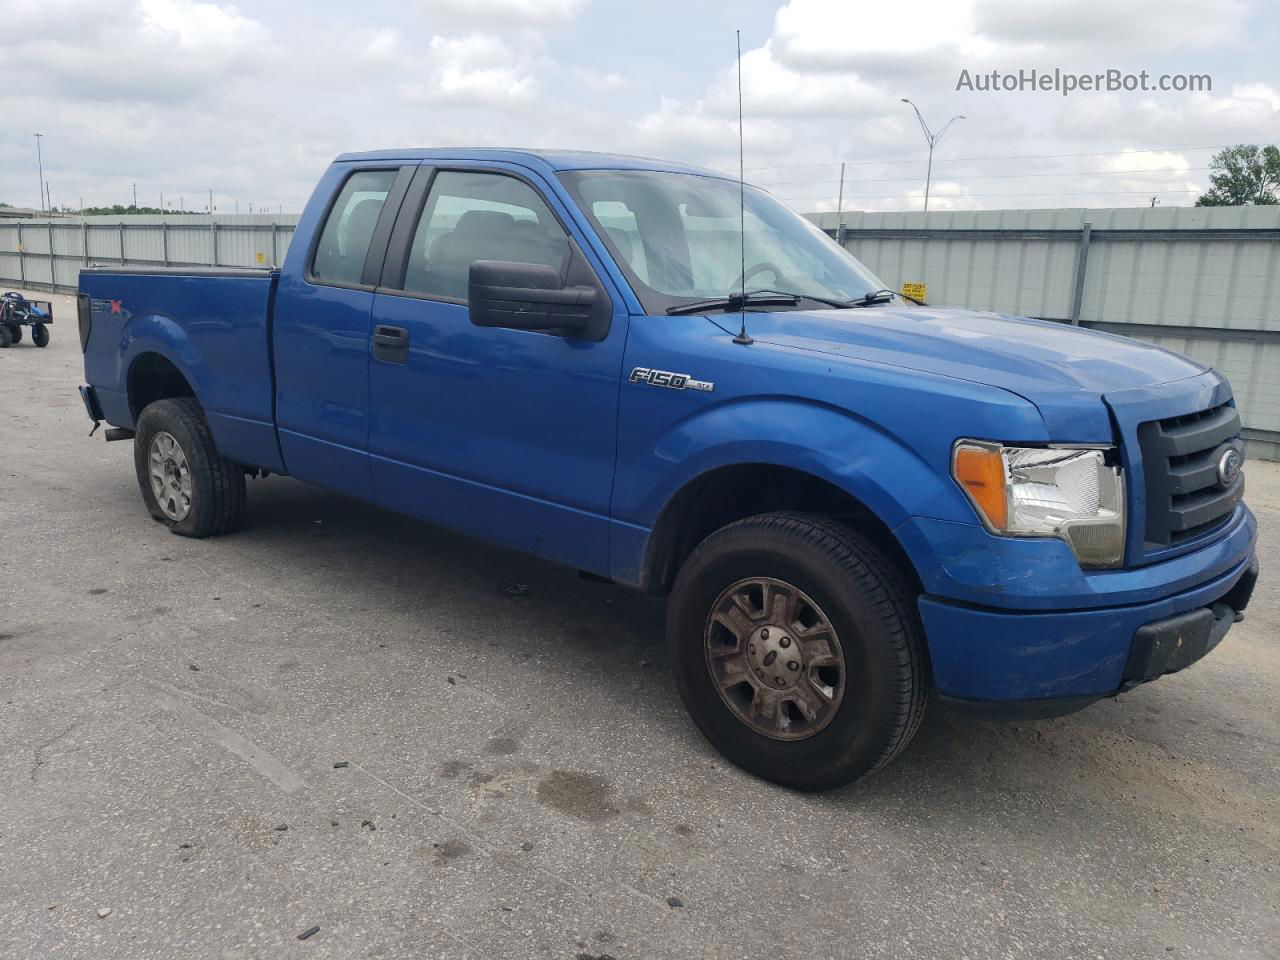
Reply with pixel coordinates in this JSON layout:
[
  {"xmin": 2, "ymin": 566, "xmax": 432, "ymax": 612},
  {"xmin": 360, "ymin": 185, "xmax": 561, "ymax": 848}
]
[
  {"xmin": 608, "ymin": 397, "xmax": 985, "ymax": 586},
  {"xmin": 616, "ymin": 397, "xmax": 968, "ymax": 530}
]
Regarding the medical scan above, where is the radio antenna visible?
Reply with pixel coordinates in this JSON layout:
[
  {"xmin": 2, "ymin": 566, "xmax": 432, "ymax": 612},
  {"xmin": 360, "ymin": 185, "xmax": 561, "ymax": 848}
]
[{"xmin": 732, "ymin": 28, "xmax": 752, "ymax": 345}]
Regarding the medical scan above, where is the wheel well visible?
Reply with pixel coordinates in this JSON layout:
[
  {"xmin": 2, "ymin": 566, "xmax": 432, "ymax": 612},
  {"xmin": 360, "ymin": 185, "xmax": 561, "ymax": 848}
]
[
  {"xmin": 128, "ymin": 353, "xmax": 195, "ymax": 421},
  {"xmin": 642, "ymin": 464, "xmax": 920, "ymax": 596}
]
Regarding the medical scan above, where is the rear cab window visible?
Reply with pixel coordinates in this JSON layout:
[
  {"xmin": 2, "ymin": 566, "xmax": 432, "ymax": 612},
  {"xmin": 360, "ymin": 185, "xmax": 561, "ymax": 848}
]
[{"xmin": 311, "ymin": 170, "xmax": 399, "ymax": 286}]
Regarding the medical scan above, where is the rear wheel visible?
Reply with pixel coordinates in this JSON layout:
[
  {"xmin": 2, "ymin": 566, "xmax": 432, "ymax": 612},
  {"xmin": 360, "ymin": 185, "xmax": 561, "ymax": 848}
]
[
  {"xmin": 133, "ymin": 397, "xmax": 246, "ymax": 537},
  {"xmin": 31, "ymin": 325, "xmax": 48, "ymax": 347},
  {"xmin": 667, "ymin": 512, "xmax": 928, "ymax": 791}
]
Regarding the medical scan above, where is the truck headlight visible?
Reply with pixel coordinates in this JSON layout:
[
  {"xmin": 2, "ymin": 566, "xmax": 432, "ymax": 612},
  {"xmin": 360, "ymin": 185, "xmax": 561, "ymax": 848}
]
[{"xmin": 952, "ymin": 441, "xmax": 1126, "ymax": 568}]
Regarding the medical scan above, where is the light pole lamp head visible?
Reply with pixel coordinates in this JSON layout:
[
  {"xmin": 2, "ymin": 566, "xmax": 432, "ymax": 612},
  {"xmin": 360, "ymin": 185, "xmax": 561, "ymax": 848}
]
[
  {"xmin": 901, "ymin": 98, "xmax": 933, "ymax": 140},
  {"xmin": 935, "ymin": 113, "xmax": 967, "ymax": 142}
]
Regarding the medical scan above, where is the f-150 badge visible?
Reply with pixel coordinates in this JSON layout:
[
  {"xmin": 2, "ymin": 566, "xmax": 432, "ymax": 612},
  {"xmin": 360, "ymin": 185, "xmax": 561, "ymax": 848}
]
[{"xmin": 629, "ymin": 367, "xmax": 714, "ymax": 392}]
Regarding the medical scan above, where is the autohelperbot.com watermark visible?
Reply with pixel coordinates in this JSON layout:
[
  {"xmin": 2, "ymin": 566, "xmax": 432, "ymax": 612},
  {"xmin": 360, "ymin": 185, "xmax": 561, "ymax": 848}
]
[{"xmin": 956, "ymin": 68, "xmax": 1212, "ymax": 96}]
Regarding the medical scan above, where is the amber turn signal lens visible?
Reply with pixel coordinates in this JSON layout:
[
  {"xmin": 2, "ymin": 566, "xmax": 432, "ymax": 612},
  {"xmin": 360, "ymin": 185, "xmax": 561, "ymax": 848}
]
[{"xmin": 954, "ymin": 446, "xmax": 1008, "ymax": 529}]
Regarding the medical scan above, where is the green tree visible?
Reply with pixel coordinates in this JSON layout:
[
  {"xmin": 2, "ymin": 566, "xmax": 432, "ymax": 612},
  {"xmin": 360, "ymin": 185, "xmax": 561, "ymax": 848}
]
[
  {"xmin": 1195, "ymin": 144, "xmax": 1280, "ymax": 206},
  {"xmin": 79, "ymin": 204, "xmax": 204, "ymax": 216}
]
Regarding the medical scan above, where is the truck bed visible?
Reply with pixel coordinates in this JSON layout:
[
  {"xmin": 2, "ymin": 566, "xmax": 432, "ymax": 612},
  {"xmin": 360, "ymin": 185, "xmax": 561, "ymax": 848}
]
[{"xmin": 79, "ymin": 266, "xmax": 283, "ymax": 472}]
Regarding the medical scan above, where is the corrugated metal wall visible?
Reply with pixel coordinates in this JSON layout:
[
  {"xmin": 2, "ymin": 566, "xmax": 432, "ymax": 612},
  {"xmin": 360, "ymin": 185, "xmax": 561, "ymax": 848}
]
[
  {"xmin": 0, "ymin": 214, "xmax": 299, "ymax": 291},
  {"xmin": 810, "ymin": 206, "xmax": 1280, "ymax": 460}
]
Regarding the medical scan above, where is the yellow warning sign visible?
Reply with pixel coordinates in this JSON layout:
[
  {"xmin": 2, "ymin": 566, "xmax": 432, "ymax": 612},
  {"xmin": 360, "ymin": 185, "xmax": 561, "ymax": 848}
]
[
  {"xmin": 901, "ymin": 282, "xmax": 927, "ymax": 303},
  {"xmin": 255, "ymin": 251, "xmax": 266, "ymax": 265}
]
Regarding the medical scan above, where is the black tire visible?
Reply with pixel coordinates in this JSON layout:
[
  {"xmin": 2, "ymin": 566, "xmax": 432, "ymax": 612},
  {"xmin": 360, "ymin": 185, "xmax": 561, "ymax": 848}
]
[
  {"xmin": 0, "ymin": 325, "xmax": 10, "ymax": 348},
  {"xmin": 31, "ymin": 325, "xmax": 47, "ymax": 347},
  {"xmin": 133, "ymin": 397, "xmax": 246, "ymax": 538},
  {"xmin": 667, "ymin": 512, "xmax": 928, "ymax": 791},
  {"xmin": 8, "ymin": 324, "xmax": 21, "ymax": 344}
]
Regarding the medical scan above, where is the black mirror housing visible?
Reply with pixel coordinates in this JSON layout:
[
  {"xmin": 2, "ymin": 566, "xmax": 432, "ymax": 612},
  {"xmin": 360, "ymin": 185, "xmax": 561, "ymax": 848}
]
[{"xmin": 468, "ymin": 260, "xmax": 595, "ymax": 334}]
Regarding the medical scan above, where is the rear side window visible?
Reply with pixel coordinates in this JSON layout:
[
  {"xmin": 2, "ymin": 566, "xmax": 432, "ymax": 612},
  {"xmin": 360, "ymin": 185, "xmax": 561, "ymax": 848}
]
[
  {"xmin": 402, "ymin": 171, "xmax": 571, "ymax": 302},
  {"xmin": 312, "ymin": 170, "xmax": 398, "ymax": 286}
]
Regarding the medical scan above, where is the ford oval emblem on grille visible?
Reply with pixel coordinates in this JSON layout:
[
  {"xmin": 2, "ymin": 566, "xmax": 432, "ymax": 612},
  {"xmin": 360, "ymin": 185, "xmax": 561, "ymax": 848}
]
[{"xmin": 1217, "ymin": 448, "xmax": 1242, "ymax": 488}]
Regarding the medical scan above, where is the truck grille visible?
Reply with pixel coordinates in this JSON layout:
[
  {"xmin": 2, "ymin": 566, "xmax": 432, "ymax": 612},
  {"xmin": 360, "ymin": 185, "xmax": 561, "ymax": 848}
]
[{"xmin": 1137, "ymin": 402, "xmax": 1244, "ymax": 550}]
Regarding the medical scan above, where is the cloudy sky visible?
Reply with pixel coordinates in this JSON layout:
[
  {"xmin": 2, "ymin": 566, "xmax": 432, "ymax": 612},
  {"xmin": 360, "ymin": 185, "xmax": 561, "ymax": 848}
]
[{"xmin": 2, "ymin": 0, "xmax": 1277, "ymax": 214}]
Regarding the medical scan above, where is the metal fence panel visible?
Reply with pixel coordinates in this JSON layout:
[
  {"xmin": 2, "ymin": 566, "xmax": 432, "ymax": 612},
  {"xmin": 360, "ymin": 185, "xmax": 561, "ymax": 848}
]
[{"xmin": 0, "ymin": 215, "xmax": 300, "ymax": 288}]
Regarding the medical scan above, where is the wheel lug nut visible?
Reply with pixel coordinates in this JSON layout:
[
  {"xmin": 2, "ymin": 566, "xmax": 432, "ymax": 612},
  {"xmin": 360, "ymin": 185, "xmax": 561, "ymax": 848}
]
[
  {"xmin": 787, "ymin": 661, "xmax": 799, "ymax": 671},
  {"xmin": 760, "ymin": 628, "xmax": 769, "ymax": 640},
  {"xmin": 780, "ymin": 637, "xmax": 791, "ymax": 648}
]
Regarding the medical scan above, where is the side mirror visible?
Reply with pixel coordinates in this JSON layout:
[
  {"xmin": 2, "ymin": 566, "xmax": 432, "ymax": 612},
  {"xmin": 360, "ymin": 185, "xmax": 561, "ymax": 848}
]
[{"xmin": 468, "ymin": 260, "xmax": 595, "ymax": 333}]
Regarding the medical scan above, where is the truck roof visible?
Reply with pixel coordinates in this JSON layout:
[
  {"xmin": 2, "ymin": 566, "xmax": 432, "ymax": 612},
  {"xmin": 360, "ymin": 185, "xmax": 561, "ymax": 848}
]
[{"xmin": 332, "ymin": 148, "xmax": 730, "ymax": 179}]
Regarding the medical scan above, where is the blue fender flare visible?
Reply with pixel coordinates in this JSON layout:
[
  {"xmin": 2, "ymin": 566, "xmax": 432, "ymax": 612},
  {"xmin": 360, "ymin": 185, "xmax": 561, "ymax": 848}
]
[{"xmin": 610, "ymin": 398, "xmax": 974, "ymax": 587}]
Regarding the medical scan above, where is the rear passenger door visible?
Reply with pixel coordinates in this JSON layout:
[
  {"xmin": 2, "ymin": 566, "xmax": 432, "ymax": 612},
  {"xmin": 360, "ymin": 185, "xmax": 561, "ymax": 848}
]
[
  {"xmin": 273, "ymin": 162, "xmax": 412, "ymax": 498},
  {"xmin": 366, "ymin": 165, "xmax": 628, "ymax": 574}
]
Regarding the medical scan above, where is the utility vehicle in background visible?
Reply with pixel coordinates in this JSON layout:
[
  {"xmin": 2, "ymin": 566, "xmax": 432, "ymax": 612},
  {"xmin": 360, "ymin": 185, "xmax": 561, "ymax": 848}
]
[{"xmin": 1, "ymin": 291, "xmax": 52, "ymax": 347}]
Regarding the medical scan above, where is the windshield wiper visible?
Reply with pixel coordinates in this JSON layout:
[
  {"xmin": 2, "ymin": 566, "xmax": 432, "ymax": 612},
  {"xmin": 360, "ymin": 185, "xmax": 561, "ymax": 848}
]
[
  {"xmin": 846, "ymin": 287, "xmax": 928, "ymax": 307},
  {"xmin": 666, "ymin": 292, "xmax": 799, "ymax": 315},
  {"xmin": 847, "ymin": 288, "xmax": 898, "ymax": 307},
  {"xmin": 746, "ymin": 288, "xmax": 854, "ymax": 310}
]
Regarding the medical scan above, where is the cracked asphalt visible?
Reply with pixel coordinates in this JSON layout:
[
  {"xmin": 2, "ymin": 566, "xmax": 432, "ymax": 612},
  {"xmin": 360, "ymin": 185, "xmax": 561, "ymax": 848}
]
[{"xmin": 1, "ymin": 291, "xmax": 1277, "ymax": 959}]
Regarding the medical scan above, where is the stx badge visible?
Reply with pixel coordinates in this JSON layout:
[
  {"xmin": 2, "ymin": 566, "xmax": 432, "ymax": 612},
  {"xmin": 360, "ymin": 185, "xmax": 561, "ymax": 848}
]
[{"xmin": 629, "ymin": 367, "xmax": 714, "ymax": 393}]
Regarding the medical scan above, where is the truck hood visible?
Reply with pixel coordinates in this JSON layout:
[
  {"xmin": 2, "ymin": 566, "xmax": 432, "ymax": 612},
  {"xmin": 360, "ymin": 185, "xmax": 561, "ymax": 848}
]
[{"xmin": 741, "ymin": 305, "xmax": 1208, "ymax": 440}]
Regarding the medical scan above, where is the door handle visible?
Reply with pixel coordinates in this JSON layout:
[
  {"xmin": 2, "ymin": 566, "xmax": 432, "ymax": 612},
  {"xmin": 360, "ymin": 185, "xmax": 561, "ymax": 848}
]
[{"xmin": 372, "ymin": 324, "xmax": 409, "ymax": 364}]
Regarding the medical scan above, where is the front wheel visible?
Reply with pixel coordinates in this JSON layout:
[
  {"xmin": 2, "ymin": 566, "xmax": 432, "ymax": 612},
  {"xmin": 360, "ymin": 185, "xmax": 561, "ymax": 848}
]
[
  {"xmin": 31, "ymin": 324, "xmax": 48, "ymax": 347},
  {"xmin": 667, "ymin": 513, "xmax": 928, "ymax": 791},
  {"xmin": 133, "ymin": 397, "xmax": 246, "ymax": 537},
  {"xmin": 8, "ymin": 324, "xmax": 22, "ymax": 344}
]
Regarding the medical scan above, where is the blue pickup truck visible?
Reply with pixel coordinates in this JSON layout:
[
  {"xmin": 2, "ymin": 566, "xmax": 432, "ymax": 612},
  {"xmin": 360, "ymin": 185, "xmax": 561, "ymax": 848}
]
[{"xmin": 77, "ymin": 149, "xmax": 1258, "ymax": 789}]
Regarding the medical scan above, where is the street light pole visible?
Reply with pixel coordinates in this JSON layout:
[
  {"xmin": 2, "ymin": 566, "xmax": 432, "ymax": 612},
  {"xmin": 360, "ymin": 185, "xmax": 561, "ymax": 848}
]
[
  {"xmin": 900, "ymin": 99, "xmax": 965, "ymax": 213},
  {"xmin": 34, "ymin": 133, "xmax": 45, "ymax": 215}
]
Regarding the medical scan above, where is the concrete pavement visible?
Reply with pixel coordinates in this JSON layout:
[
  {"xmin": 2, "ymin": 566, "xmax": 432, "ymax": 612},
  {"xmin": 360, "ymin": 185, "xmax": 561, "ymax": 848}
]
[{"xmin": 1, "ymin": 291, "xmax": 1277, "ymax": 959}]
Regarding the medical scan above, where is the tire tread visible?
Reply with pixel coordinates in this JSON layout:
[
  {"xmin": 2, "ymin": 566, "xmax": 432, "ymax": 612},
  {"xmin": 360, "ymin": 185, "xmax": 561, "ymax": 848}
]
[
  {"xmin": 135, "ymin": 397, "xmax": 245, "ymax": 537},
  {"xmin": 677, "ymin": 511, "xmax": 929, "ymax": 785}
]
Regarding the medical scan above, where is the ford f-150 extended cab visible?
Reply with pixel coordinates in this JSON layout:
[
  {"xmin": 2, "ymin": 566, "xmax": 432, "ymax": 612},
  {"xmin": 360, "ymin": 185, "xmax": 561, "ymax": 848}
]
[{"xmin": 77, "ymin": 149, "xmax": 1259, "ymax": 789}]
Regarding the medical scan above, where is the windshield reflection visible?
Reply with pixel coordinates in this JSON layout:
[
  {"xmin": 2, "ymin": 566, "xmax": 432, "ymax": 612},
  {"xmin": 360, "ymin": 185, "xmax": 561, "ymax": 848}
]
[{"xmin": 559, "ymin": 170, "xmax": 888, "ymax": 315}]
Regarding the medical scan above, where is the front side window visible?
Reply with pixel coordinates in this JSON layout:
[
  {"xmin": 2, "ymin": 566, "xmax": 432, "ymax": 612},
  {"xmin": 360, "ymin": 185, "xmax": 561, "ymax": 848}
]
[
  {"xmin": 560, "ymin": 170, "xmax": 886, "ymax": 315},
  {"xmin": 312, "ymin": 169, "xmax": 398, "ymax": 286},
  {"xmin": 402, "ymin": 171, "xmax": 572, "ymax": 301}
]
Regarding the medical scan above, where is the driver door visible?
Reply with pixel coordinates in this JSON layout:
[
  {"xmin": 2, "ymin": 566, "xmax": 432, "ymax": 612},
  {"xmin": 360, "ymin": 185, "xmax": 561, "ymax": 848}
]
[{"xmin": 366, "ymin": 165, "xmax": 628, "ymax": 573}]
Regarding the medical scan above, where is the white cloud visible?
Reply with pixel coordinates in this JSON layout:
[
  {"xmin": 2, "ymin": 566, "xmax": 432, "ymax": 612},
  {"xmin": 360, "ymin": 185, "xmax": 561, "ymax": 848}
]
[
  {"xmin": 771, "ymin": 0, "xmax": 1247, "ymax": 73},
  {"xmin": 1230, "ymin": 83, "xmax": 1280, "ymax": 112},
  {"xmin": 570, "ymin": 67, "xmax": 628, "ymax": 91},
  {"xmin": 707, "ymin": 43, "xmax": 885, "ymax": 118},
  {"xmin": 422, "ymin": 0, "xmax": 590, "ymax": 29},
  {"xmin": 401, "ymin": 33, "xmax": 540, "ymax": 106},
  {"xmin": 138, "ymin": 0, "xmax": 267, "ymax": 49},
  {"xmin": 1102, "ymin": 151, "xmax": 1193, "ymax": 174},
  {"xmin": 351, "ymin": 26, "xmax": 406, "ymax": 65},
  {"xmin": 1, "ymin": 0, "xmax": 272, "ymax": 103},
  {"xmin": 973, "ymin": 0, "xmax": 1247, "ymax": 52},
  {"xmin": 772, "ymin": 0, "xmax": 995, "ymax": 75},
  {"xmin": 0, "ymin": 0, "xmax": 1274, "ymax": 214}
]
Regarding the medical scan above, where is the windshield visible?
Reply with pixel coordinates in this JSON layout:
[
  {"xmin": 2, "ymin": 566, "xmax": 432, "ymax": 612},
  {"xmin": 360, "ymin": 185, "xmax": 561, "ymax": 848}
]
[{"xmin": 559, "ymin": 169, "xmax": 888, "ymax": 315}]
